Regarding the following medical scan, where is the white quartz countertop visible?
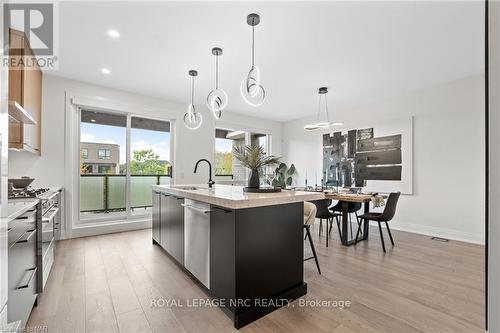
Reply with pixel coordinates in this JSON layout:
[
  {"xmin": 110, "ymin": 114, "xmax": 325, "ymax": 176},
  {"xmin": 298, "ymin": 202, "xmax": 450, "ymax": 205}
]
[
  {"xmin": 7, "ymin": 198, "xmax": 39, "ymax": 221},
  {"xmin": 152, "ymin": 184, "xmax": 325, "ymax": 209}
]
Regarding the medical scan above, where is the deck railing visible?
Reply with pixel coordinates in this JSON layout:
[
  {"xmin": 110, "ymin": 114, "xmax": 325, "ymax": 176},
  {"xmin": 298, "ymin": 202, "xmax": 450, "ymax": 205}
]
[{"xmin": 80, "ymin": 174, "xmax": 171, "ymax": 213}]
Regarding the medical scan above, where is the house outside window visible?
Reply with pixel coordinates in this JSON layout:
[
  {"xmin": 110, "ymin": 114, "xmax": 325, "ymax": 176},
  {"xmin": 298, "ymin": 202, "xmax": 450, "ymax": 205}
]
[
  {"xmin": 98, "ymin": 149, "xmax": 111, "ymax": 160},
  {"xmin": 81, "ymin": 148, "xmax": 88, "ymax": 159}
]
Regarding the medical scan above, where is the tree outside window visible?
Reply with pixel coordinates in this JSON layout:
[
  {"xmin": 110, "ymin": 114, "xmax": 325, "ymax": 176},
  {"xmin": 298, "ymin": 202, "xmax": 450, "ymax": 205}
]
[{"xmin": 130, "ymin": 149, "xmax": 170, "ymax": 175}]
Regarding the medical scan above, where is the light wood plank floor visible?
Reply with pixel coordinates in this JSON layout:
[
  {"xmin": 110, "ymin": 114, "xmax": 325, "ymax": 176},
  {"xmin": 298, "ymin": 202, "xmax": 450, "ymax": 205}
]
[{"xmin": 27, "ymin": 224, "xmax": 485, "ymax": 333}]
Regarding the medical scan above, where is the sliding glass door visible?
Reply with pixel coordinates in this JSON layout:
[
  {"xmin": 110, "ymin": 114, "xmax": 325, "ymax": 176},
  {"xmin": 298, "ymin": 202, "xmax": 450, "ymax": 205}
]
[
  {"xmin": 79, "ymin": 110, "xmax": 171, "ymax": 220},
  {"xmin": 130, "ymin": 117, "xmax": 171, "ymax": 216}
]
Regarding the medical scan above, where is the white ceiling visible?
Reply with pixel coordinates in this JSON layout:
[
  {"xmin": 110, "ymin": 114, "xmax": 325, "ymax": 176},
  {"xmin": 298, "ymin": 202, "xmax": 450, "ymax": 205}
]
[{"xmin": 52, "ymin": 1, "xmax": 484, "ymax": 122}]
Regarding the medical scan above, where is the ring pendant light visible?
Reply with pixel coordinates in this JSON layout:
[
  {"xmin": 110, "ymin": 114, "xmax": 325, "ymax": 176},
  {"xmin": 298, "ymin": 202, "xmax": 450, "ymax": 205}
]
[
  {"xmin": 304, "ymin": 87, "xmax": 344, "ymax": 130},
  {"xmin": 184, "ymin": 70, "xmax": 203, "ymax": 130},
  {"xmin": 207, "ymin": 47, "xmax": 228, "ymax": 119},
  {"xmin": 240, "ymin": 13, "xmax": 266, "ymax": 107}
]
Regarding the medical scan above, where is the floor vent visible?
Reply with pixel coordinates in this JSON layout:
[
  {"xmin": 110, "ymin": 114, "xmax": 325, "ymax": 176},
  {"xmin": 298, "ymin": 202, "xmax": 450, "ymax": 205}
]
[{"xmin": 431, "ymin": 237, "xmax": 449, "ymax": 242}]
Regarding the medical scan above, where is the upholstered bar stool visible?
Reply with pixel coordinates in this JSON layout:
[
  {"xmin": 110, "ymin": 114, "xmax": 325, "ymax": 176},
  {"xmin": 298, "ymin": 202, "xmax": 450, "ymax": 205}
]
[{"xmin": 304, "ymin": 202, "xmax": 321, "ymax": 274}]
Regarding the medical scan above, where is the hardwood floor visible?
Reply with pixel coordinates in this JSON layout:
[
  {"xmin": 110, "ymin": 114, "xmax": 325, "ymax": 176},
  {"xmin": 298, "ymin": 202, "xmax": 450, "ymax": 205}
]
[{"xmin": 27, "ymin": 224, "xmax": 485, "ymax": 333}]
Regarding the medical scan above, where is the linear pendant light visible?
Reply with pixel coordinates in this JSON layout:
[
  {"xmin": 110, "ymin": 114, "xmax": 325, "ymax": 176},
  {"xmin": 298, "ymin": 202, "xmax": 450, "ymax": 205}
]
[
  {"xmin": 304, "ymin": 87, "xmax": 344, "ymax": 130},
  {"xmin": 240, "ymin": 13, "xmax": 265, "ymax": 107},
  {"xmin": 207, "ymin": 47, "xmax": 228, "ymax": 119},
  {"xmin": 184, "ymin": 70, "xmax": 203, "ymax": 130}
]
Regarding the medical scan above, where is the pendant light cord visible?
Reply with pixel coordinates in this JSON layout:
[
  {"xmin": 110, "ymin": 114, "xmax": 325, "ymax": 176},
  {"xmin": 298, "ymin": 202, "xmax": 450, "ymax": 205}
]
[
  {"xmin": 325, "ymin": 94, "xmax": 330, "ymax": 123},
  {"xmin": 251, "ymin": 24, "xmax": 255, "ymax": 67},
  {"xmin": 317, "ymin": 93, "xmax": 322, "ymax": 121},
  {"xmin": 215, "ymin": 55, "xmax": 219, "ymax": 89},
  {"xmin": 191, "ymin": 75, "xmax": 195, "ymax": 105}
]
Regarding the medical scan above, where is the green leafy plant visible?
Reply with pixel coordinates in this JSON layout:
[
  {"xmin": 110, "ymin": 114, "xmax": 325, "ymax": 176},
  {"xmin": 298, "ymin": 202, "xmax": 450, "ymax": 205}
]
[
  {"xmin": 232, "ymin": 145, "xmax": 281, "ymax": 171},
  {"xmin": 233, "ymin": 145, "xmax": 281, "ymax": 188},
  {"xmin": 130, "ymin": 149, "xmax": 169, "ymax": 175},
  {"xmin": 271, "ymin": 163, "xmax": 297, "ymax": 188}
]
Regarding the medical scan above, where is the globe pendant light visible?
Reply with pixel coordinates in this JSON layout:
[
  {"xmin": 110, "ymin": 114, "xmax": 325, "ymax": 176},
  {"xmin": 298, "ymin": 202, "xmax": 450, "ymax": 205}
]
[
  {"xmin": 207, "ymin": 47, "xmax": 228, "ymax": 119},
  {"xmin": 240, "ymin": 13, "xmax": 265, "ymax": 107},
  {"xmin": 184, "ymin": 70, "xmax": 203, "ymax": 130},
  {"xmin": 304, "ymin": 87, "xmax": 344, "ymax": 130}
]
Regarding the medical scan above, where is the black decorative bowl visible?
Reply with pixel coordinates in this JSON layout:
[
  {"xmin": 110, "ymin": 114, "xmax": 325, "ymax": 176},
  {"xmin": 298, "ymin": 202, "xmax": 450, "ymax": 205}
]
[{"xmin": 243, "ymin": 187, "xmax": 282, "ymax": 193}]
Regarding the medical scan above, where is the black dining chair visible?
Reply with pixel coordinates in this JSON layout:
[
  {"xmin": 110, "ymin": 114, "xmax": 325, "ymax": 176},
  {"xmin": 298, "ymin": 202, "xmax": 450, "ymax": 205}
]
[
  {"xmin": 310, "ymin": 199, "xmax": 341, "ymax": 247},
  {"xmin": 355, "ymin": 192, "xmax": 401, "ymax": 252},
  {"xmin": 330, "ymin": 201, "xmax": 362, "ymax": 238}
]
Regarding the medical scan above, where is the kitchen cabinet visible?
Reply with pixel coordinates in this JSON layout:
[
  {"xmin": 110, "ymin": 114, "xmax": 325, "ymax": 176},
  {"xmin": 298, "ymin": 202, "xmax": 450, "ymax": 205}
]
[
  {"xmin": 8, "ymin": 208, "xmax": 39, "ymax": 328},
  {"xmin": 8, "ymin": 28, "xmax": 42, "ymax": 155},
  {"xmin": 152, "ymin": 191, "xmax": 161, "ymax": 244},
  {"xmin": 151, "ymin": 184, "xmax": 315, "ymax": 329},
  {"xmin": 159, "ymin": 193, "xmax": 184, "ymax": 264}
]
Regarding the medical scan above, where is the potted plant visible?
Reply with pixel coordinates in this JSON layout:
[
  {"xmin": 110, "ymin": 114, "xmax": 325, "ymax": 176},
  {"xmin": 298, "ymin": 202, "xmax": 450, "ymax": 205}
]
[
  {"xmin": 233, "ymin": 145, "xmax": 281, "ymax": 190},
  {"xmin": 270, "ymin": 163, "xmax": 297, "ymax": 189}
]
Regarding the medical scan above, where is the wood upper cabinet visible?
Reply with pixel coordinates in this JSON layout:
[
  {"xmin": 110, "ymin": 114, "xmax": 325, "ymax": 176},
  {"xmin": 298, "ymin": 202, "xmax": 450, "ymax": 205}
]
[{"xmin": 8, "ymin": 28, "xmax": 42, "ymax": 155}]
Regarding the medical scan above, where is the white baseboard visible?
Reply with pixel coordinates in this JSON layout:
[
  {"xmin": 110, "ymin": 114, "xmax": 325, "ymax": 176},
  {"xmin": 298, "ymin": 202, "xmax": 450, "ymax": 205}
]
[
  {"xmin": 387, "ymin": 220, "xmax": 485, "ymax": 245},
  {"xmin": 62, "ymin": 218, "xmax": 152, "ymax": 239},
  {"xmin": 61, "ymin": 216, "xmax": 485, "ymax": 246}
]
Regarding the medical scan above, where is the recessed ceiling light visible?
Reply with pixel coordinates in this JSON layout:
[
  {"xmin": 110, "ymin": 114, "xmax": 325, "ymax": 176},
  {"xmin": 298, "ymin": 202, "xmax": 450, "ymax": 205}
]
[
  {"xmin": 101, "ymin": 68, "xmax": 111, "ymax": 75},
  {"xmin": 107, "ymin": 29, "xmax": 120, "ymax": 38},
  {"xmin": 90, "ymin": 119, "xmax": 96, "ymax": 123}
]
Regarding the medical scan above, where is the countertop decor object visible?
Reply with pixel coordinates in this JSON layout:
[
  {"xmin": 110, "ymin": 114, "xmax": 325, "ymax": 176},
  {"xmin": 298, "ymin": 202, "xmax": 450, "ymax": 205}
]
[
  {"xmin": 184, "ymin": 70, "xmax": 203, "ymax": 130},
  {"xmin": 232, "ymin": 144, "xmax": 280, "ymax": 190},
  {"xmin": 8, "ymin": 177, "xmax": 34, "ymax": 190},
  {"xmin": 240, "ymin": 13, "xmax": 266, "ymax": 107},
  {"xmin": 207, "ymin": 47, "xmax": 228, "ymax": 119},
  {"xmin": 304, "ymin": 87, "xmax": 344, "ymax": 130},
  {"xmin": 242, "ymin": 186, "xmax": 281, "ymax": 193}
]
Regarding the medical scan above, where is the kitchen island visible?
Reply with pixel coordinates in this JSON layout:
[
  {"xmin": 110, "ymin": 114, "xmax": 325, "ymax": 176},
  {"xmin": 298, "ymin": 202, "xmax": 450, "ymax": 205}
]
[{"xmin": 151, "ymin": 184, "xmax": 324, "ymax": 328}]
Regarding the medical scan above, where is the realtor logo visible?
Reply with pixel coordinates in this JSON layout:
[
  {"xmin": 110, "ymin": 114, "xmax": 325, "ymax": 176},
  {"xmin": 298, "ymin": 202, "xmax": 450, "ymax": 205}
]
[{"xmin": 3, "ymin": 2, "xmax": 59, "ymax": 69}]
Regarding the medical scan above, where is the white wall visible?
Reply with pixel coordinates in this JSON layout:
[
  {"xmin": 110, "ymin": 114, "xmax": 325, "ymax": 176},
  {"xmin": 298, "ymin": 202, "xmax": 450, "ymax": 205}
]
[
  {"xmin": 282, "ymin": 75, "xmax": 485, "ymax": 244},
  {"xmin": 489, "ymin": 1, "xmax": 499, "ymax": 331},
  {"xmin": 7, "ymin": 74, "xmax": 283, "ymax": 238},
  {"xmin": 8, "ymin": 74, "xmax": 283, "ymax": 187}
]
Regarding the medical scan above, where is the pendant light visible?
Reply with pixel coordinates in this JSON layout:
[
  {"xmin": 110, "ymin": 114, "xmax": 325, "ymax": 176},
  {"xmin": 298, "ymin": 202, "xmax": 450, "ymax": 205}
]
[
  {"xmin": 184, "ymin": 70, "xmax": 203, "ymax": 130},
  {"xmin": 240, "ymin": 13, "xmax": 265, "ymax": 107},
  {"xmin": 207, "ymin": 47, "xmax": 228, "ymax": 119},
  {"xmin": 304, "ymin": 87, "xmax": 344, "ymax": 130}
]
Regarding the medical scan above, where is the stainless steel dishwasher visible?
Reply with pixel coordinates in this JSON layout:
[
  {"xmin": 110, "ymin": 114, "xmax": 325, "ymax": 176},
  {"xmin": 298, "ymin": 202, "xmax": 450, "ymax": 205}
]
[{"xmin": 182, "ymin": 199, "xmax": 210, "ymax": 288}]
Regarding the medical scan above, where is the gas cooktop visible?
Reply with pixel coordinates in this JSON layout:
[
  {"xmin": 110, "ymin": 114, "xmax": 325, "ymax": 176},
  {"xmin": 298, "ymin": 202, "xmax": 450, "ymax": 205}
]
[{"xmin": 8, "ymin": 187, "xmax": 52, "ymax": 199}]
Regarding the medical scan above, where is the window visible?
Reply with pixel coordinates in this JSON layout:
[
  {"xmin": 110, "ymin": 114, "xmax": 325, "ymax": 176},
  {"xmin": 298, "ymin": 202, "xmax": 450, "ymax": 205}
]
[
  {"xmin": 98, "ymin": 165, "xmax": 112, "ymax": 174},
  {"xmin": 214, "ymin": 128, "xmax": 271, "ymax": 185},
  {"xmin": 98, "ymin": 149, "xmax": 111, "ymax": 160},
  {"xmin": 215, "ymin": 129, "xmax": 245, "ymax": 182},
  {"xmin": 79, "ymin": 109, "xmax": 171, "ymax": 220}
]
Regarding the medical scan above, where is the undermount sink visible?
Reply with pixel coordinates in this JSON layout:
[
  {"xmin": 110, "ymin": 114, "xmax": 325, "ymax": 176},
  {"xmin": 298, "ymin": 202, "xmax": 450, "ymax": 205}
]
[{"xmin": 172, "ymin": 186, "xmax": 201, "ymax": 191}]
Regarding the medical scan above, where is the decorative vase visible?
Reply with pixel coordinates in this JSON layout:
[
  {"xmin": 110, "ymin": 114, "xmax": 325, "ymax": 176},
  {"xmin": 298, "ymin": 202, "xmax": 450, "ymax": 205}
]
[{"xmin": 248, "ymin": 169, "xmax": 260, "ymax": 188}]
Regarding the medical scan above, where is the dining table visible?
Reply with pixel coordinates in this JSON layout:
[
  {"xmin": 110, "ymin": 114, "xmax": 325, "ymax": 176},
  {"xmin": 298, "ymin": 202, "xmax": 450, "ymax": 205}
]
[{"xmin": 323, "ymin": 192, "xmax": 375, "ymax": 246}]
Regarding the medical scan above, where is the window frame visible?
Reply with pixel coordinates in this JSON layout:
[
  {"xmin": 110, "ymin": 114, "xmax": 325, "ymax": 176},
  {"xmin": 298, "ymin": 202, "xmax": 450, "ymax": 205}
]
[
  {"xmin": 76, "ymin": 108, "xmax": 173, "ymax": 224},
  {"xmin": 214, "ymin": 127, "xmax": 272, "ymax": 184},
  {"xmin": 81, "ymin": 148, "xmax": 88, "ymax": 159},
  {"xmin": 97, "ymin": 148, "xmax": 111, "ymax": 160}
]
